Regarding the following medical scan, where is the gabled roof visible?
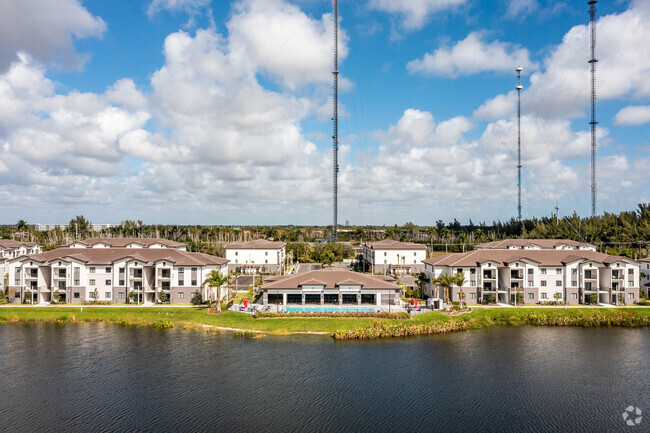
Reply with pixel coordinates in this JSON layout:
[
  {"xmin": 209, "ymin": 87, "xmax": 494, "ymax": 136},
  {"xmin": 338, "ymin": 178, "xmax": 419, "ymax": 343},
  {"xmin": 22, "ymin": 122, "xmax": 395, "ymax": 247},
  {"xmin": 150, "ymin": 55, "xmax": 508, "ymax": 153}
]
[
  {"xmin": 475, "ymin": 239, "xmax": 595, "ymax": 250},
  {"xmin": 225, "ymin": 239, "xmax": 286, "ymax": 249},
  {"xmin": 365, "ymin": 239, "xmax": 427, "ymax": 250},
  {"xmin": 263, "ymin": 268, "xmax": 400, "ymax": 290},
  {"xmin": 67, "ymin": 238, "xmax": 186, "ymax": 248},
  {"xmin": 0, "ymin": 240, "xmax": 41, "ymax": 249},
  {"xmin": 13, "ymin": 248, "xmax": 228, "ymax": 267},
  {"xmin": 423, "ymin": 249, "xmax": 638, "ymax": 268}
]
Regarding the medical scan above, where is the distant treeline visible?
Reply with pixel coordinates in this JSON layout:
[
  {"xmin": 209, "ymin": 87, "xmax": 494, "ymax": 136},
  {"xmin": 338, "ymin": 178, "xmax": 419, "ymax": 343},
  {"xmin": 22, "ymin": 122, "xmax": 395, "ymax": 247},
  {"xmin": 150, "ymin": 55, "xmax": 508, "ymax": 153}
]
[{"xmin": 2, "ymin": 204, "xmax": 649, "ymax": 259}]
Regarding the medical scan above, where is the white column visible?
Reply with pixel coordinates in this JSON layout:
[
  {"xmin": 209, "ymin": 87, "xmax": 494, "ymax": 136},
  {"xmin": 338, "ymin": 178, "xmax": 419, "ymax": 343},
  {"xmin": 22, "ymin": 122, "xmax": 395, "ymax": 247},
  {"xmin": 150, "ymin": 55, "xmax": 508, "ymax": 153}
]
[{"xmin": 282, "ymin": 293, "xmax": 287, "ymax": 306}]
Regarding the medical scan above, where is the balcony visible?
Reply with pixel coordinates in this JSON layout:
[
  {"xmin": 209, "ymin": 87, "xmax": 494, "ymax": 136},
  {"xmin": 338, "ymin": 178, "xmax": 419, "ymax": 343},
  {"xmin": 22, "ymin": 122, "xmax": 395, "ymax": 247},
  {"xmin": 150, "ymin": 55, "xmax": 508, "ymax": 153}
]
[
  {"xmin": 510, "ymin": 271, "xmax": 524, "ymax": 280},
  {"xmin": 482, "ymin": 271, "xmax": 495, "ymax": 280}
]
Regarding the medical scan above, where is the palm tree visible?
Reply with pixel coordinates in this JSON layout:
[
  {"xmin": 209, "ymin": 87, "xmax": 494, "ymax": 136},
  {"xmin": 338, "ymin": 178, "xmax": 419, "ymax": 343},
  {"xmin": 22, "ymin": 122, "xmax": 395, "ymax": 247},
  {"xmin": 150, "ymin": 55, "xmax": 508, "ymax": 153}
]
[
  {"xmin": 202, "ymin": 270, "xmax": 228, "ymax": 311},
  {"xmin": 433, "ymin": 273, "xmax": 454, "ymax": 307},
  {"xmin": 454, "ymin": 272, "xmax": 467, "ymax": 309}
]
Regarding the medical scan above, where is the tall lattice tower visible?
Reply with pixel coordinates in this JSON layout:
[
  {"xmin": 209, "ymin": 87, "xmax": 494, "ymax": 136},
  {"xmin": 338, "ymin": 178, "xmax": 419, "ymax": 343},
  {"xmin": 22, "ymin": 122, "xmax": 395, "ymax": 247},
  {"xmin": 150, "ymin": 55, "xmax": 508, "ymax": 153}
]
[
  {"xmin": 588, "ymin": 0, "xmax": 598, "ymax": 217},
  {"xmin": 332, "ymin": 0, "xmax": 339, "ymax": 241},
  {"xmin": 516, "ymin": 66, "xmax": 523, "ymax": 225}
]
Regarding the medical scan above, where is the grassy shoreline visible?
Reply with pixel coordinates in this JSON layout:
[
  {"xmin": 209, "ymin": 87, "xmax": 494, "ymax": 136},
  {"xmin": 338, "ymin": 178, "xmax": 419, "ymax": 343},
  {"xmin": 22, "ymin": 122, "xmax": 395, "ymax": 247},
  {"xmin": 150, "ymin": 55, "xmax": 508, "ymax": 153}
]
[{"xmin": 0, "ymin": 307, "xmax": 648, "ymax": 339}]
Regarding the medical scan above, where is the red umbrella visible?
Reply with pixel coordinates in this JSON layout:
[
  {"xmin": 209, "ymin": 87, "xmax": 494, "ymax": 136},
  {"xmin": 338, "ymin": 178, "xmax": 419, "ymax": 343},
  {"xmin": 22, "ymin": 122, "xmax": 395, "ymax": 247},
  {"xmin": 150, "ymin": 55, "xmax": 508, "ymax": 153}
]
[
  {"xmin": 243, "ymin": 298, "xmax": 248, "ymax": 308},
  {"xmin": 415, "ymin": 300, "xmax": 418, "ymax": 308},
  {"xmin": 410, "ymin": 297, "xmax": 414, "ymax": 306}
]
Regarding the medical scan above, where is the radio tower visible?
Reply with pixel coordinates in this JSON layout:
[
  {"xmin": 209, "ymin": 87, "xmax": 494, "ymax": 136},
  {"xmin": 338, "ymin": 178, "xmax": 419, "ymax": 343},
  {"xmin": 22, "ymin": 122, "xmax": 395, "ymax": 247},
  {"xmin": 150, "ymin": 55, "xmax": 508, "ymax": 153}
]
[
  {"xmin": 332, "ymin": 0, "xmax": 339, "ymax": 241},
  {"xmin": 516, "ymin": 66, "xmax": 523, "ymax": 225},
  {"xmin": 588, "ymin": 0, "xmax": 598, "ymax": 217}
]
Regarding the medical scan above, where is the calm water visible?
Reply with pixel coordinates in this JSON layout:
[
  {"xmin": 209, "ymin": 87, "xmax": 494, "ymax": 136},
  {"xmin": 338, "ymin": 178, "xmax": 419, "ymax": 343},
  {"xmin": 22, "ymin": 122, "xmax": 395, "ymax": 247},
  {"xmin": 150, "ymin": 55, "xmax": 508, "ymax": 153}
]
[{"xmin": 0, "ymin": 324, "xmax": 648, "ymax": 432}]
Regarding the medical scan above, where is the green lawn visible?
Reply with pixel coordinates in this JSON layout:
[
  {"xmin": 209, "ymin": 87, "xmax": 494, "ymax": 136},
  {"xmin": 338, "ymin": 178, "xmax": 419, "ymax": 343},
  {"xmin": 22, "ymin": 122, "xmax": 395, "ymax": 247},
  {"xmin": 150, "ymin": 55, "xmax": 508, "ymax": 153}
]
[{"xmin": 0, "ymin": 306, "xmax": 648, "ymax": 336}]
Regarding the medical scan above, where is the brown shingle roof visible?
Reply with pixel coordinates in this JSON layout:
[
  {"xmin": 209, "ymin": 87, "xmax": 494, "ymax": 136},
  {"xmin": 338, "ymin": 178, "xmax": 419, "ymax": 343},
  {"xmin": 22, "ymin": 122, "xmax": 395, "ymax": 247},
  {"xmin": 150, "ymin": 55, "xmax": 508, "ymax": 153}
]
[
  {"xmin": 262, "ymin": 268, "xmax": 400, "ymax": 290},
  {"xmin": 365, "ymin": 239, "xmax": 427, "ymax": 250},
  {"xmin": 0, "ymin": 240, "xmax": 40, "ymax": 248},
  {"xmin": 423, "ymin": 249, "xmax": 635, "ymax": 268},
  {"xmin": 14, "ymin": 248, "xmax": 228, "ymax": 266},
  {"xmin": 68, "ymin": 238, "xmax": 186, "ymax": 248},
  {"xmin": 224, "ymin": 239, "xmax": 286, "ymax": 249},
  {"xmin": 475, "ymin": 239, "xmax": 595, "ymax": 250}
]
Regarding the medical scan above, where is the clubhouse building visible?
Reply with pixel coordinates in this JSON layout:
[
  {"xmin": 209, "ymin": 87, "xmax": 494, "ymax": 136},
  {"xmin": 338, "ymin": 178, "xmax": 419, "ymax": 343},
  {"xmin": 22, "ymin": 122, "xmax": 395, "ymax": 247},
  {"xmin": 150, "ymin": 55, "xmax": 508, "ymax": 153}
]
[{"xmin": 261, "ymin": 268, "xmax": 401, "ymax": 308}]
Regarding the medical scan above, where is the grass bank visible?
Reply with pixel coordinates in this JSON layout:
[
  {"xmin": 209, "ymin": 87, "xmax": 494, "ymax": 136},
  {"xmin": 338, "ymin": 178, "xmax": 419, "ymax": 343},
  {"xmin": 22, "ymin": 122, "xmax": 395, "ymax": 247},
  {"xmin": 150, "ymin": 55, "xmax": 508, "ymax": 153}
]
[{"xmin": 0, "ymin": 306, "xmax": 648, "ymax": 338}]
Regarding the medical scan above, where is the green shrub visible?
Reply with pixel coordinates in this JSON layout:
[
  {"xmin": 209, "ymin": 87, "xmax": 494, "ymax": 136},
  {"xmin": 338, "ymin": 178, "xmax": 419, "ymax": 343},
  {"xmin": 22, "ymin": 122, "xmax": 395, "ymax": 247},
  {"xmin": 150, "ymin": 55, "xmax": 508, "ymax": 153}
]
[{"xmin": 191, "ymin": 291, "xmax": 203, "ymax": 305}]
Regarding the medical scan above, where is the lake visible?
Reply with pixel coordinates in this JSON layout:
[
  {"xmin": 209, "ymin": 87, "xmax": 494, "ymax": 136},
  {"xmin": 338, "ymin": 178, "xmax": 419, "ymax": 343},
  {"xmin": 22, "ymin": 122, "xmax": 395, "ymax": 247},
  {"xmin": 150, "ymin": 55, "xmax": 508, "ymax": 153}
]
[{"xmin": 0, "ymin": 324, "xmax": 647, "ymax": 432}]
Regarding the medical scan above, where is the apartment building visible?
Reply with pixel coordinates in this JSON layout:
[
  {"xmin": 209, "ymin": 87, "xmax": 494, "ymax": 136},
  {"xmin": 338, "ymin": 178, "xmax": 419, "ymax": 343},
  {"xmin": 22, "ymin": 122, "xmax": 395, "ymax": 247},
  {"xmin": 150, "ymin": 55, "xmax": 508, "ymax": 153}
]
[
  {"xmin": 67, "ymin": 238, "xmax": 186, "ymax": 250},
  {"xmin": 640, "ymin": 257, "xmax": 650, "ymax": 296},
  {"xmin": 0, "ymin": 240, "xmax": 43, "ymax": 258},
  {"xmin": 225, "ymin": 240, "xmax": 286, "ymax": 274},
  {"xmin": 361, "ymin": 239, "xmax": 427, "ymax": 275},
  {"xmin": 7, "ymin": 247, "xmax": 228, "ymax": 304},
  {"xmin": 475, "ymin": 239, "xmax": 597, "ymax": 251},
  {"xmin": 422, "ymin": 242, "xmax": 640, "ymax": 306}
]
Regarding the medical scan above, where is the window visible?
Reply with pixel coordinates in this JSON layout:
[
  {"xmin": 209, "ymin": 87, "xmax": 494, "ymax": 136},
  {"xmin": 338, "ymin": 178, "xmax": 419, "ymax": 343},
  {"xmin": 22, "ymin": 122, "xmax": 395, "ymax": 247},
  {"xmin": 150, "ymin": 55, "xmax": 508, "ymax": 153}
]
[
  {"xmin": 119, "ymin": 280, "xmax": 125, "ymax": 286},
  {"xmin": 572, "ymin": 281, "xmax": 577, "ymax": 287},
  {"xmin": 470, "ymin": 268, "xmax": 476, "ymax": 274},
  {"xmin": 235, "ymin": 260, "xmax": 238, "ymax": 264},
  {"xmin": 528, "ymin": 269, "xmax": 534, "ymax": 275},
  {"xmin": 541, "ymin": 293, "xmax": 548, "ymax": 299},
  {"xmin": 265, "ymin": 252, "xmax": 268, "ymax": 256},
  {"xmin": 73, "ymin": 292, "xmax": 80, "ymax": 299},
  {"xmin": 74, "ymin": 267, "xmax": 80, "ymax": 274},
  {"xmin": 105, "ymin": 292, "xmax": 111, "ymax": 298},
  {"xmin": 528, "ymin": 293, "xmax": 534, "ymax": 300},
  {"xmin": 235, "ymin": 252, "xmax": 238, "ymax": 256},
  {"xmin": 541, "ymin": 268, "xmax": 547, "ymax": 274},
  {"xmin": 14, "ymin": 279, "xmax": 20, "ymax": 285},
  {"xmin": 179, "ymin": 268, "xmax": 184, "ymax": 273},
  {"xmin": 556, "ymin": 268, "xmax": 562, "ymax": 274},
  {"xmin": 106, "ymin": 280, "xmax": 111, "ymax": 285},
  {"xmin": 191, "ymin": 280, "xmax": 197, "ymax": 286},
  {"xmin": 119, "ymin": 292, "xmax": 125, "ymax": 299},
  {"xmin": 178, "ymin": 292, "xmax": 184, "ymax": 299},
  {"xmin": 541, "ymin": 280, "xmax": 547, "ymax": 287},
  {"xmin": 179, "ymin": 280, "xmax": 184, "ymax": 286},
  {"xmin": 74, "ymin": 280, "xmax": 80, "ymax": 286},
  {"xmin": 628, "ymin": 293, "xmax": 634, "ymax": 299},
  {"xmin": 572, "ymin": 268, "xmax": 577, "ymax": 275},
  {"xmin": 191, "ymin": 268, "xmax": 197, "ymax": 272},
  {"xmin": 556, "ymin": 281, "xmax": 562, "ymax": 287},
  {"xmin": 89, "ymin": 279, "xmax": 95, "ymax": 285},
  {"xmin": 384, "ymin": 260, "xmax": 387, "ymax": 264},
  {"xmin": 470, "ymin": 280, "xmax": 476, "ymax": 286},
  {"xmin": 457, "ymin": 268, "xmax": 462, "ymax": 274},
  {"xmin": 105, "ymin": 267, "xmax": 111, "ymax": 273},
  {"xmin": 414, "ymin": 252, "xmax": 417, "ymax": 256},
  {"xmin": 571, "ymin": 293, "xmax": 577, "ymax": 299},
  {"xmin": 528, "ymin": 281, "xmax": 533, "ymax": 287},
  {"xmin": 89, "ymin": 267, "xmax": 96, "ymax": 273},
  {"xmin": 470, "ymin": 293, "xmax": 476, "ymax": 299},
  {"xmin": 119, "ymin": 267, "xmax": 125, "ymax": 273},
  {"xmin": 628, "ymin": 281, "xmax": 634, "ymax": 287},
  {"xmin": 265, "ymin": 260, "xmax": 268, "ymax": 264},
  {"xmin": 384, "ymin": 252, "xmax": 387, "ymax": 256}
]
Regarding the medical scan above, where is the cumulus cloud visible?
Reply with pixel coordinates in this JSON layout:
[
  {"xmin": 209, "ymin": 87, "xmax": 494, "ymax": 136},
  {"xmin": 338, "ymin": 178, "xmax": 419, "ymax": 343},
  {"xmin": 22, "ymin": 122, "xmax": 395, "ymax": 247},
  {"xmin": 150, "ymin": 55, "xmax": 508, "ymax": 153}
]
[
  {"xmin": 227, "ymin": 0, "xmax": 348, "ymax": 90},
  {"xmin": 407, "ymin": 32, "xmax": 537, "ymax": 77},
  {"xmin": 0, "ymin": 0, "xmax": 106, "ymax": 71},
  {"xmin": 368, "ymin": 0, "xmax": 467, "ymax": 30},
  {"xmin": 614, "ymin": 105, "xmax": 650, "ymax": 126}
]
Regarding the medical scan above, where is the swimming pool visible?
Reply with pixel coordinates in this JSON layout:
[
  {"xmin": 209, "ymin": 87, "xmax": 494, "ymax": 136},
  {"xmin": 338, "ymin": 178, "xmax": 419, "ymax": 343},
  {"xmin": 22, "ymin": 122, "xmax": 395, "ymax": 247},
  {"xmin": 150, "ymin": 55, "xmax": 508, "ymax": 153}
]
[{"xmin": 280, "ymin": 306, "xmax": 384, "ymax": 313}]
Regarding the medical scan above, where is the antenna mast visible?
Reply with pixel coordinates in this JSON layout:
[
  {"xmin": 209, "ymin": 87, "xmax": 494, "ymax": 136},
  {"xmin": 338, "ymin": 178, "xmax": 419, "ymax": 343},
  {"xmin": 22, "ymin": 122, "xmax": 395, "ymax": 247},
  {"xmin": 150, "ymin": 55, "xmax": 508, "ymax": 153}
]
[
  {"xmin": 516, "ymin": 66, "xmax": 523, "ymax": 225},
  {"xmin": 332, "ymin": 0, "xmax": 339, "ymax": 241},
  {"xmin": 588, "ymin": 0, "xmax": 598, "ymax": 217}
]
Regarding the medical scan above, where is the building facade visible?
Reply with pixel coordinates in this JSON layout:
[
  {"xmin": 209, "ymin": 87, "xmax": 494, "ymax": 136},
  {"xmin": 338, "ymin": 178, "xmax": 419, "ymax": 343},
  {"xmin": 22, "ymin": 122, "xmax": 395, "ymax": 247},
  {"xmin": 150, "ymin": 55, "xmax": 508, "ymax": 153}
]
[
  {"xmin": 361, "ymin": 239, "xmax": 427, "ymax": 275},
  {"xmin": 423, "ymin": 241, "xmax": 640, "ymax": 306},
  {"xmin": 225, "ymin": 240, "xmax": 286, "ymax": 274},
  {"xmin": 261, "ymin": 268, "xmax": 401, "ymax": 309},
  {"xmin": 67, "ymin": 238, "xmax": 187, "ymax": 250},
  {"xmin": 7, "ymin": 247, "xmax": 228, "ymax": 304},
  {"xmin": 640, "ymin": 257, "xmax": 650, "ymax": 296}
]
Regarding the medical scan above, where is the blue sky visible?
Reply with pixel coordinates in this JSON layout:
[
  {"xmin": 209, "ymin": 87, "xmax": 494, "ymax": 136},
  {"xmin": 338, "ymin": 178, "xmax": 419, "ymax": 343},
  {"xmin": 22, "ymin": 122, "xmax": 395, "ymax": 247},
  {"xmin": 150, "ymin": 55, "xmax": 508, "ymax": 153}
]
[{"xmin": 0, "ymin": 0, "xmax": 648, "ymax": 226}]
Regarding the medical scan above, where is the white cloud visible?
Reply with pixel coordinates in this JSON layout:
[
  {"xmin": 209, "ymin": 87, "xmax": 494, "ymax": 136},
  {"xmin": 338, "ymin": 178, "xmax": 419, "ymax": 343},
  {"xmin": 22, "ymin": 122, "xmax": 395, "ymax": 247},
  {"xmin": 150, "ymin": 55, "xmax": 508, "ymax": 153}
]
[
  {"xmin": 368, "ymin": 0, "xmax": 467, "ymax": 30},
  {"xmin": 147, "ymin": 0, "xmax": 211, "ymax": 16},
  {"xmin": 227, "ymin": 0, "xmax": 348, "ymax": 90},
  {"xmin": 614, "ymin": 105, "xmax": 650, "ymax": 126},
  {"xmin": 473, "ymin": 91, "xmax": 517, "ymax": 121},
  {"xmin": 407, "ymin": 32, "xmax": 537, "ymax": 77},
  {"xmin": 0, "ymin": 0, "xmax": 106, "ymax": 71},
  {"xmin": 506, "ymin": 0, "xmax": 539, "ymax": 19}
]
